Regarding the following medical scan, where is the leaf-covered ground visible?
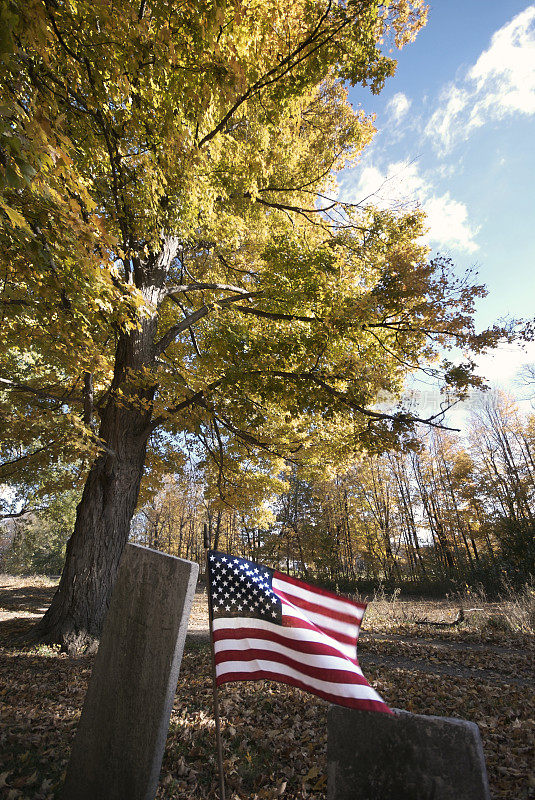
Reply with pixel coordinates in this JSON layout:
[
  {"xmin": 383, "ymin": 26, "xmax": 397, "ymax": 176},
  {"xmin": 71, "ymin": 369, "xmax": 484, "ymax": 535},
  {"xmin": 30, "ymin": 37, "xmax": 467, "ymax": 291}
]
[{"xmin": 0, "ymin": 577, "xmax": 534, "ymax": 799}]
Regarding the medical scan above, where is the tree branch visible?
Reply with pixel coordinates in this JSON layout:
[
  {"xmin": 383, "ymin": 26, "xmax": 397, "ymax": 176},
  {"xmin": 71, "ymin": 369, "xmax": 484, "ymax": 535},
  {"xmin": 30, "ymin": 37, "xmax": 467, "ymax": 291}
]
[
  {"xmin": 0, "ymin": 506, "xmax": 44, "ymax": 520},
  {"xmin": 250, "ymin": 370, "xmax": 460, "ymax": 431},
  {"xmin": 165, "ymin": 282, "xmax": 255, "ymax": 297},
  {"xmin": 0, "ymin": 443, "xmax": 56, "ymax": 474},
  {"xmin": 197, "ymin": 1, "xmax": 347, "ymax": 148},
  {"xmin": 0, "ymin": 377, "xmax": 77, "ymax": 404},
  {"xmin": 214, "ymin": 411, "xmax": 302, "ymax": 462},
  {"xmin": 168, "ymin": 295, "xmax": 202, "ymax": 356},
  {"xmin": 153, "ymin": 291, "xmax": 261, "ymax": 355},
  {"xmin": 233, "ymin": 306, "xmax": 318, "ymax": 323},
  {"xmin": 150, "ymin": 379, "xmax": 224, "ymax": 429}
]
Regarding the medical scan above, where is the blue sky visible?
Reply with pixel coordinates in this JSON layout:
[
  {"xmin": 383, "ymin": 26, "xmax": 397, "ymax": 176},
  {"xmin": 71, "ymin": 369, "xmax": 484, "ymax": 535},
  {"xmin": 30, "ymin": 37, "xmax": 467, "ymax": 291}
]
[{"xmin": 339, "ymin": 1, "xmax": 535, "ymax": 399}]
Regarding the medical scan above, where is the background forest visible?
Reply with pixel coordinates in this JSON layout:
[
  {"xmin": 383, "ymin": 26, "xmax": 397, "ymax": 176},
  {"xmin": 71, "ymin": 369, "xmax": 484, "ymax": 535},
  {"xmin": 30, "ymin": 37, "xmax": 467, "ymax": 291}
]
[
  {"xmin": 4, "ymin": 389, "xmax": 533, "ymax": 596},
  {"xmin": 127, "ymin": 390, "xmax": 535, "ymax": 594}
]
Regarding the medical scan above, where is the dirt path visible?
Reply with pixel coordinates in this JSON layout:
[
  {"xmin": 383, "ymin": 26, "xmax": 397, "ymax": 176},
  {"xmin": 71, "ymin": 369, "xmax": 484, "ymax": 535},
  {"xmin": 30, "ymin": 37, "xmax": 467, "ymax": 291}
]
[
  {"xmin": 361, "ymin": 630, "xmax": 532, "ymax": 655},
  {"xmin": 2, "ymin": 580, "xmax": 533, "ymax": 691},
  {"xmin": 185, "ymin": 592, "xmax": 535, "ymax": 690},
  {"xmin": 359, "ymin": 650, "xmax": 534, "ymax": 689},
  {"xmin": 185, "ymin": 627, "xmax": 535, "ymax": 688}
]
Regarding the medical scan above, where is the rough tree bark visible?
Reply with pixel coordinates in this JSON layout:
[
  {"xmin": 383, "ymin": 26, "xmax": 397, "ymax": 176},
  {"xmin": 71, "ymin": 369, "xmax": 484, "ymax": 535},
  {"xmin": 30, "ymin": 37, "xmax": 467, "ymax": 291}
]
[{"xmin": 37, "ymin": 242, "xmax": 178, "ymax": 651}]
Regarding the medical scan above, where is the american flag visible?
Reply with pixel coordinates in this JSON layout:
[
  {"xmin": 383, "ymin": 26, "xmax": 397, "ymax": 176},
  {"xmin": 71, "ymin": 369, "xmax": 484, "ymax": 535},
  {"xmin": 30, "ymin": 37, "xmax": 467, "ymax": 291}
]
[{"xmin": 208, "ymin": 551, "xmax": 391, "ymax": 714}]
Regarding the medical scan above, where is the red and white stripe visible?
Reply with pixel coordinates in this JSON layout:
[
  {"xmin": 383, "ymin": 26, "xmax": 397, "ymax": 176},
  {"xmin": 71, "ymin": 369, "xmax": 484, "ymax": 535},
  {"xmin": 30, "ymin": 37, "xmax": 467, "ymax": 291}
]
[
  {"xmin": 273, "ymin": 571, "xmax": 365, "ymax": 659},
  {"xmin": 213, "ymin": 572, "xmax": 391, "ymax": 714}
]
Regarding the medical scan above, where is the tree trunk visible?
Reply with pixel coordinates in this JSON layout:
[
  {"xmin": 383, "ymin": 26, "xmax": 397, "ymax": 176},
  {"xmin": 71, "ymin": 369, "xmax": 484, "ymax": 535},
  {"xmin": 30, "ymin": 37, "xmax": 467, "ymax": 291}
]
[
  {"xmin": 35, "ymin": 241, "xmax": 180, "ymax": 651},
  {"xmin": 37, "ymin": 318, "xmax": 158, "ymax": 651}
]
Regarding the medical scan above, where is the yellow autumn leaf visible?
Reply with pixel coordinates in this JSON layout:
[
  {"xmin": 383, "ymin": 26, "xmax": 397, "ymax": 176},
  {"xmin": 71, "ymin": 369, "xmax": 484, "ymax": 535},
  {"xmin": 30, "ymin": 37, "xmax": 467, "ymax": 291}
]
[{"xmin": 0, "ymin": 201, "xmax": 30, "ymax": 230}]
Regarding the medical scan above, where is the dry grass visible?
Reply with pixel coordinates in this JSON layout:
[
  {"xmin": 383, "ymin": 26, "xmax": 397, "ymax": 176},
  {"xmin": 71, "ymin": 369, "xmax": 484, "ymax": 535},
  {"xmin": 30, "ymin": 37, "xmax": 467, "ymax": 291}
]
[
  {"xmin": 0, "ymin": 574, "xmax": 59, "ymax": 589},
  {"xmin": 187, "ymin": 584, "xmax": 535, "ymax": 639},
  {"xmin": 487, "ymin": 583, "xmax": 535, "ymax": 636},
  {"xmin": 358, "ymin": 582, "xmax": 535, "ymax": 640}
]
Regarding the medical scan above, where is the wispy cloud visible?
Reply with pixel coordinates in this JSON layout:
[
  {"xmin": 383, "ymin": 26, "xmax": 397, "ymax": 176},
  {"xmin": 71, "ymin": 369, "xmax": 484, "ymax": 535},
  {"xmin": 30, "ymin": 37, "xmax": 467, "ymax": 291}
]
[
  {"xmin": 425, "ymin": 6, "xmax": 535, "ymax": 151},
  {"xmin": 386, "ymin": 92, "xmax": 411, "ymax": 125},
  {"xmin": 342, "ymin": 159, "xmax": 479, "ymax": 253}
]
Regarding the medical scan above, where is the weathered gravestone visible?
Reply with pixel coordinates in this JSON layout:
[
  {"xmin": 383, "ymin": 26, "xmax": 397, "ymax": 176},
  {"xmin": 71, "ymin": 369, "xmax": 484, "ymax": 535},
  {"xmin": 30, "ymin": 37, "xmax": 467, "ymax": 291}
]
[
  {"xmin": 327, "ymin": 705, "xmax": 491, "ymax": 800},
  {"xmin": 62, "ymin": 544, "xmax": 198, "ymax": 800}
]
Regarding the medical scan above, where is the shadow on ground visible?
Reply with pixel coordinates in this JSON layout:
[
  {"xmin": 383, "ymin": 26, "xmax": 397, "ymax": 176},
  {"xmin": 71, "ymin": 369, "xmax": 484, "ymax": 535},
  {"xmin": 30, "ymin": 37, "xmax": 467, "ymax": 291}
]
[
  {"xmin": 0, "ymin": 615, "xmax": 41, "ymax": 645},
  {"xmin": 0, "ymin": 584, "xmax": 56, "ymax": 614}
]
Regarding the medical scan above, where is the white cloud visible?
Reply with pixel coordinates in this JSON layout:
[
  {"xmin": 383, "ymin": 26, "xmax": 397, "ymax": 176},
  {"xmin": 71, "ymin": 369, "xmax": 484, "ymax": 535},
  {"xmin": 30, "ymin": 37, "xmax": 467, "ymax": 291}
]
[
  {"xmin": 342, "ymin": 159, "xmax": 479, "ymax": 253},
  {"xmin": 425, "ymin": 85, "xmax": 470, "ymax": 152},
  {"xmin": 472, "ymin": 340, "xmax": 535, "ymax": 387},
  {"xmin": 425, "ymin": 6, "xmax": 535, "ymax": 151},
  {"xmin": 469, "ymin": 7, "xmax": 535, "ymax": 116},
  {"xmin": 386, "ymin": 92, "xmax": 411, "ymax": 124},
  {"xmin": 423, "ymin": 192, "xmax": 479, "ymax": 254}
]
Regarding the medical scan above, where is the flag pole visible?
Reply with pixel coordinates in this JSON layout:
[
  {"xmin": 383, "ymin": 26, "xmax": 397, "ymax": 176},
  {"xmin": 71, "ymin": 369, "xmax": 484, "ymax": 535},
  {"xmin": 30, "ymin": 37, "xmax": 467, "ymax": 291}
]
[{"xmin": 204, "ymin": 523, "xmax": 226, "ymax": 800}]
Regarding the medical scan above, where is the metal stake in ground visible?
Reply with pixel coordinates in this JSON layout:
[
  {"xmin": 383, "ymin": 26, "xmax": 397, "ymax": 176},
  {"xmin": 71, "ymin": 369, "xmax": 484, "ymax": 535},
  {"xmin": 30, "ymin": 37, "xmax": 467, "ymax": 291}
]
[{"xmin": 205, "ymin": 524, "xmax": 226, "ymax": 800}]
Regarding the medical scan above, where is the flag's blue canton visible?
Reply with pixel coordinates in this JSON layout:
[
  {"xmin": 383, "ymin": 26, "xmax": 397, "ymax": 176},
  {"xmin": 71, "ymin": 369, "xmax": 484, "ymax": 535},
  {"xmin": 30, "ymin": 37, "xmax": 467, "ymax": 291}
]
[{"xmin": 208, "ymin": 551, "xmax": 282, "ymax": 623}]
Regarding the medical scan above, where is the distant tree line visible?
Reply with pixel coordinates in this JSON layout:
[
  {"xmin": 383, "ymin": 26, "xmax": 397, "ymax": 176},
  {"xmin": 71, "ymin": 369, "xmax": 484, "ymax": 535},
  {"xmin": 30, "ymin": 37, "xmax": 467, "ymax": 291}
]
[
  {"xmin": 126, "ymin": 391, "xmax": 534, "ymax": 593},
  {"xmin": 264, "ymin": 393, "xmax": 534, "ymax": 593},
  {"xmin": 3, "ymin": 392, "xmax": 533, "ymax": 593}
]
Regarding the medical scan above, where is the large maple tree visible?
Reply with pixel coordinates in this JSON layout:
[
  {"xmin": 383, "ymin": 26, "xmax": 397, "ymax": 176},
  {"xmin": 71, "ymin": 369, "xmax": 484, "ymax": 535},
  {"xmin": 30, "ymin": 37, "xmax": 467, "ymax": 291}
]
[{"xmin": 1, "ymin": 0, "xmax": 504, "ymax": 649}]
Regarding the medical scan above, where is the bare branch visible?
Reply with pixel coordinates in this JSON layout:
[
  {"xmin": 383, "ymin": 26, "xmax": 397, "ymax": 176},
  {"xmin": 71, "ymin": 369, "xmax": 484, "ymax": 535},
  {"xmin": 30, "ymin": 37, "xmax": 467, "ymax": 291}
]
[
  {"xmin": 165, "ymin": 282, "xmax": 254, "ymax": 297},
  {"xmin": 154, "ymin": 291, "xmax": 261, "ymax": 355}
]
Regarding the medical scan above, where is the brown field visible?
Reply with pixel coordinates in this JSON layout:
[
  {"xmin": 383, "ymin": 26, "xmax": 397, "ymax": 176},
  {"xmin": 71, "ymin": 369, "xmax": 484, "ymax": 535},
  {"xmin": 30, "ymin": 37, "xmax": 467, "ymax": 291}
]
[{"xmin": 0, "ymin": 575, "xmax": 533, "ymax": 799}]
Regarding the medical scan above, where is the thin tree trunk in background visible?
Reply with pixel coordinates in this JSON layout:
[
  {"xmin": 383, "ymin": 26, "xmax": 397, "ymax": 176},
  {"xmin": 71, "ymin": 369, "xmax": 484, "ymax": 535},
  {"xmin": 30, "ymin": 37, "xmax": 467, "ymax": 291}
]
[
  {"xmin": 213, "ymin": 510, "xmax": 222, "ymax": 551},
  {"xmin": 343, "ymin": 488, "xmax": 356, "ymax": 581},
  {"xmin": 437, "ymin": 448, "xmax": 475, "ymax": 571}
]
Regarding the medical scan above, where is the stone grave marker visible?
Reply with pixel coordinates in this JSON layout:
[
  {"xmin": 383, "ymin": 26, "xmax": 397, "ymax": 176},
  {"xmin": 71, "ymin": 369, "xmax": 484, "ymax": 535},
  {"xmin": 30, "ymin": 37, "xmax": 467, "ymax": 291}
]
[
  {"xmin": 62, "ymin": 543, "xmax": 198, "ymax": 800},
  {"xmin": 327, "ymin": 705, "xmax": 491, "ymax": 800}
]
